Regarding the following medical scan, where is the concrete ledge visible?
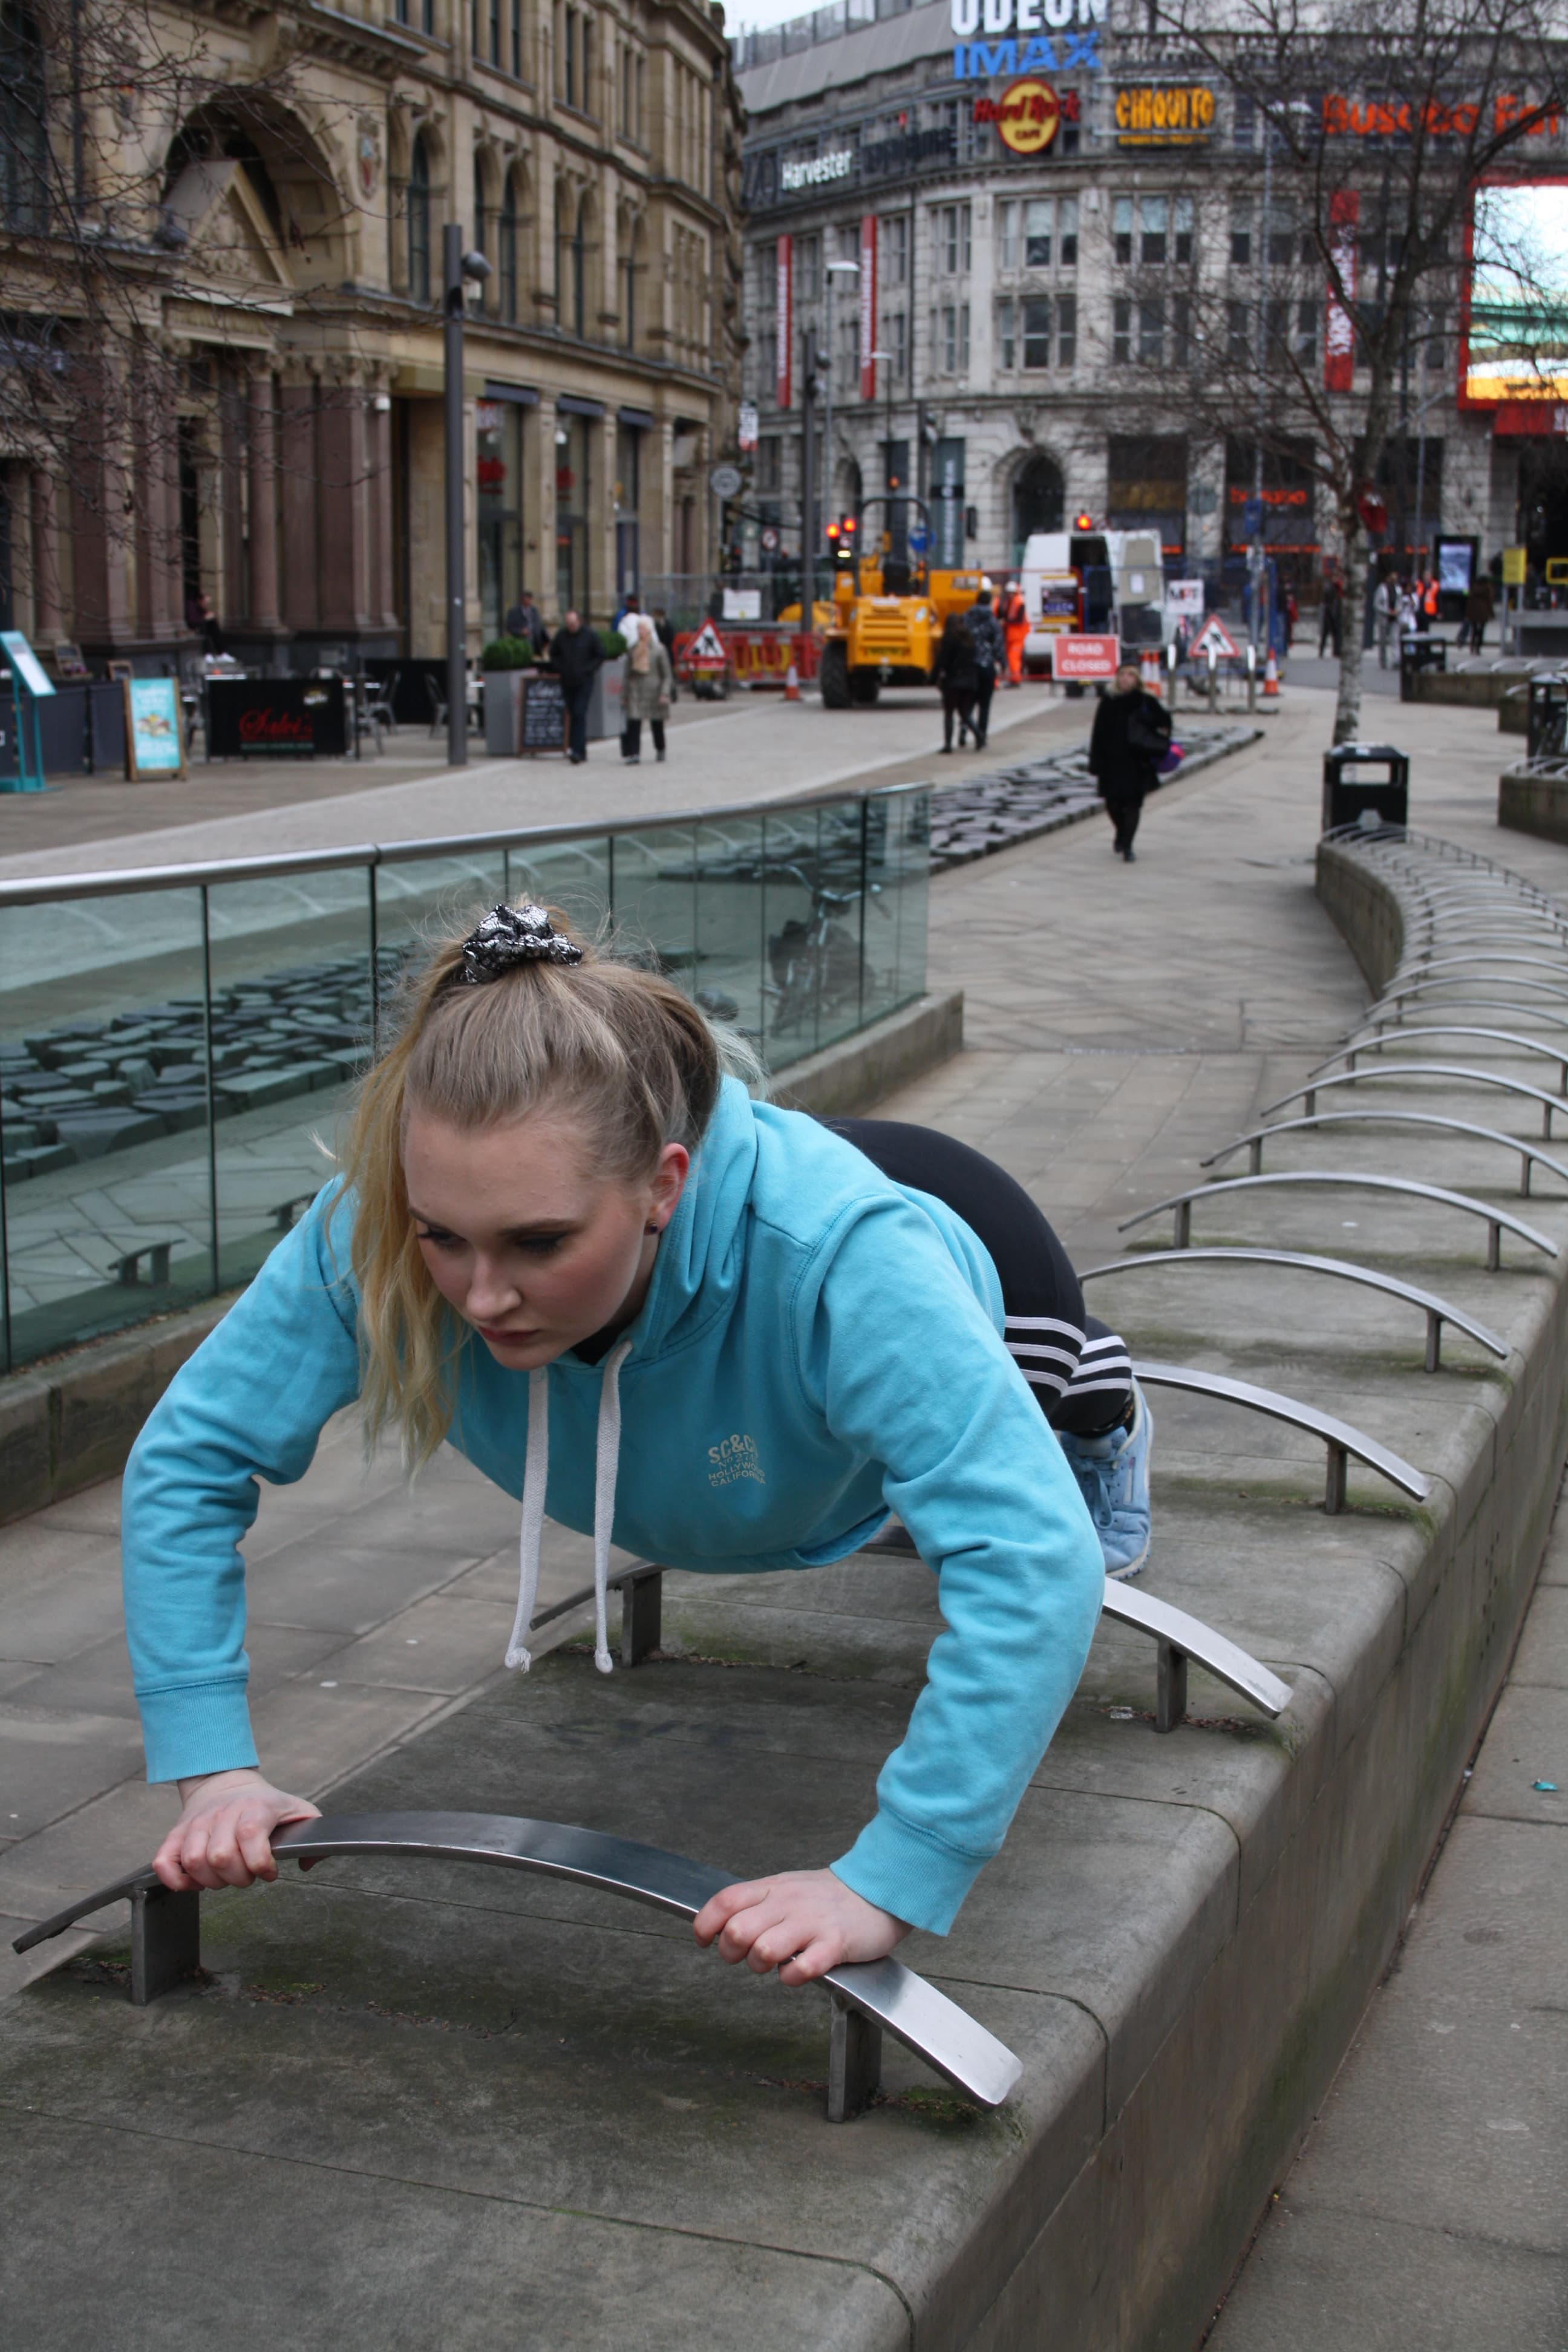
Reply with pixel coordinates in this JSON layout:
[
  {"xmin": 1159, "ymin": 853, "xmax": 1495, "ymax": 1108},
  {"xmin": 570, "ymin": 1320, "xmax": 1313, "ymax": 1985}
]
[
  {"xmin": 1498, "ymin": 761, "xmax": 1568, "ymax": 847},
  {"xmin": 767, "ymin": 989, "xmax": 964, "ymax": 1119},
  {"xmin": 0, "ymin": 995, "xmax": 964, "ymax": 1532},
  {"xmin": 1408, "ymin": 665, "xmax": 1533, "ymax": 709}
]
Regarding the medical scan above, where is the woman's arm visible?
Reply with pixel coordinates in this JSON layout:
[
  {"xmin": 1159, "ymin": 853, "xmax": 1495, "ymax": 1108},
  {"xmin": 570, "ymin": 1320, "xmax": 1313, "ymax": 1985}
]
[{"xmin": 122, "ymin": 1183, "xmax": 364, "ymax": 1794}]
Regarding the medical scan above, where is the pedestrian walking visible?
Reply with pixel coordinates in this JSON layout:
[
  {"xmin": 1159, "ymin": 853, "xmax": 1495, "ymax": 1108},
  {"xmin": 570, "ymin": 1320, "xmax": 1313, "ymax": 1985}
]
[
  {"xmin": 1001, "ymin": 579, "xmax": 1028, "ymax": 686},
  {"xmin": 1089, "ymin": 661, "xmax": 1171, "ymax": 863},
  {"xmin": 1317, "ymin": 573, "xmax": 1344, "ymax": 659},
  {"xmin": 1374, "ymin": 573, "xmax": 1400, "ymax": 668},
  {"xmin": 966, "ymin": 590, "xmax": 1005, "ymax": 750},
  {"xmin": 547, "ymin": 609, "xmax": 603, "ymax": 764},
  {"xmin": 619, "ymin": 613, "xmax": 673, "ymax": 763},
  {"xmin": 506, "ymin": 591, "xmax": 549, "ymax": 655},
  {"xmin": 1465, "ymin": 575, "xmax": 1495, "ymax": 653},
  {"xmin": 932, "ymin": 610, "xmax": 979, "ymax": 751},
  {"xmin": 125, "ymin": 901, "xmax": 1152, "ymax": 1981}
]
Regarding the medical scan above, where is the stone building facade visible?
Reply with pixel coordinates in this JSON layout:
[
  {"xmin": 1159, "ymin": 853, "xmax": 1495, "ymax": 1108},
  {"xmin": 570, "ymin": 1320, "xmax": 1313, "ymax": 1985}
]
[
  {"xmin": 733, "ymin": 0, "xmax": 1538, "ymax": 606},
  {"xmin": 0, "ymin": 0, "xmax": 742, "ymax": 672}
]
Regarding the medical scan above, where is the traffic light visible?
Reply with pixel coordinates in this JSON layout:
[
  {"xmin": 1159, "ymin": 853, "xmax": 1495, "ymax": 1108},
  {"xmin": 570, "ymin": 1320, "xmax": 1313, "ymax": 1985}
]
[
  {"xmin": 832, "ymin": 514, "xmax": 857, "ymax": 568},
  {"xmin": 1073, "ymin": 509, "xmax": 1094, "ymax": 530}
]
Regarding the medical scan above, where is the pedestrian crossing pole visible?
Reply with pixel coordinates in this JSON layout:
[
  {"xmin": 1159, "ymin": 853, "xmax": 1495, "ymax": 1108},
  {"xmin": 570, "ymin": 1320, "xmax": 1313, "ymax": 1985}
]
[{"xmin": 443, "ymin": 224, "xmax": 491, "ymax": 770}]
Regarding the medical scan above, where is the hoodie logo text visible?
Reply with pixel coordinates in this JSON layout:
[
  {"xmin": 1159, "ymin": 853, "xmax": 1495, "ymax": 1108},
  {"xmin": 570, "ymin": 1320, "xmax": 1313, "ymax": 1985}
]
[{"xmin": 708, "ymin": 1432, "xmax": 766, "ymax": 1488}]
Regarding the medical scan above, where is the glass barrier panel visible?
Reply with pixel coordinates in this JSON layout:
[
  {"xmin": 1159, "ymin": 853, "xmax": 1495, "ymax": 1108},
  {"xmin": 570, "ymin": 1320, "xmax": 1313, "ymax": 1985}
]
[
  {"xmin": 205, "ymin": 867, "xmax": 376, "ymax": 1295},
  {"xmin": 0, "ymin": 884, "xmax": 211, "ymax": 1371},
  {"xmin": 759, "ymin": 803, "xmax": 827, "ymax": 1069},
  {"xmin": 692, "ymin": 812, "xmax": 767, "ymax": 1056},
  {"xmin": 505, "ymin": 838, "xmax": 613, "ymax": 939},
  {"xmin": 374, "ymin": 852, "xmax": 509, "ymax": 1021},
  {"xmin": 881, "ymin": 791, "xmax": 931, "ymax": 1024},
  {"xmin": 605, "ymin": 824, "xmax": 697, "ymax": 992}
]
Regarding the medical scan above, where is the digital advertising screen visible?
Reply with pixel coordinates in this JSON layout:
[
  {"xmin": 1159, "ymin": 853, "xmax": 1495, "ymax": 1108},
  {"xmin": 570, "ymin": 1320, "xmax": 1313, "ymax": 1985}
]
[{"xmin": 1462, "ymin": 177, "xmax": 1568, "ymax": 408}]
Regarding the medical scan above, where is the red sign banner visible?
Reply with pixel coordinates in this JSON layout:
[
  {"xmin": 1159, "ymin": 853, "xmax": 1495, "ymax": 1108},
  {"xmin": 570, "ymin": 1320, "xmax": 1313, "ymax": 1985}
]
[
  {"xmin": 776, "ymin": 234, "xmax": 792, "ymax": 410},
  {"xmin": 859, "ymin": 214, "xmax": 878, "ymax": 402},
  {"xmin": 1053, "ymin": 634, "xmax": 1120, "ymax": 680},
  {"xmin": 1324, "ymin": 188, "xmax": 1358, "ymax": 393}
]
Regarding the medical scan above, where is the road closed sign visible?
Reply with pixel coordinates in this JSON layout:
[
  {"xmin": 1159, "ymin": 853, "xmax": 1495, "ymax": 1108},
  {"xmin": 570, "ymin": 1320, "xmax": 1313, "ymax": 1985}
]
[{"xmin": 1053, "ymin": 634, "xmax": 1120, "ymax": 680}]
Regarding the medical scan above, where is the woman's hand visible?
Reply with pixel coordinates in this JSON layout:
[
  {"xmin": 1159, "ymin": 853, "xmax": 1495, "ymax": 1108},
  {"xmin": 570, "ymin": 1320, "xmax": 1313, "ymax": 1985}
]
[
  {"xmin": 154, "ymin": 1769, "xmax": 321, "ymax": 1893},
  {"xmin": 693, "ymin": 1869, "xmax": 909, "ymax": 1986}
]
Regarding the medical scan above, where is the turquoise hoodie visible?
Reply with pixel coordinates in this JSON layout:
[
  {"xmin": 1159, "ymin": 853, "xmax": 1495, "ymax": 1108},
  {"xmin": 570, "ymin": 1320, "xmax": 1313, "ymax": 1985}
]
[{"xmin": 122, "ymin": 1079, "xmax": 1103, "ymax": 1935}]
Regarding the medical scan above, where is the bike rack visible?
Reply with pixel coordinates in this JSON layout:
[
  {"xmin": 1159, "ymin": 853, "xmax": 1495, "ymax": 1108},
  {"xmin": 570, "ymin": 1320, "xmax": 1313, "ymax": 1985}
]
[
  {"xmin": 1083, "ymin": 1247, "xmax": 1508, "ymax": 1373},
  {"xmin": 1200, "ymin": 1109, "xmax": 1568, "ymax": 1198},
  {"xmin": 9, "ymin": 1812, "xmax": 1022, "ymax": 2123},
  {"xmin": 1392, "ymin": 952, "xmax": 1568, "ymax": 985},
  {"xmin": 1259, "ymin": 1063, "xmax": 1568, "ymax": 1141},
  {"xmin": 1131, "ymin": 1359, "xmax": 1431, "ymax": 1514},
  {"xmin": 1312, "ymin": 1027, "xmax": 1568, "ymax": 1093},
  {"xmin": 1373, "ymin": 975, "xmax": 1568, "ymax": 1013},
  {"xmin": 1121, "ymin": 1169, "xmax": 1555, "ymax": 1270}
]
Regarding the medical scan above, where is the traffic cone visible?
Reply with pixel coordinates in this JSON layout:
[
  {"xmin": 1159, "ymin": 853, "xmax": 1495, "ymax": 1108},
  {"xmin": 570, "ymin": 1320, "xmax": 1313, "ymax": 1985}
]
[
  {"xmin": 1263, "ymin": 647, "xmax": 1279, "ymax": 698},
  {"xmin": 784, "ymin": 661, "xmax": 800, "ymax": 702},
  {"xmin": 1140, "ymin": 645, "xmax": 1162, "ymax": 696}
]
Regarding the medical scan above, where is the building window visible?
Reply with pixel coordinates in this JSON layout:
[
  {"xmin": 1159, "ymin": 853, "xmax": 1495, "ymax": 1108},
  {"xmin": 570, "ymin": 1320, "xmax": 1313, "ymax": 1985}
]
[
  {"xmin": 488, "ymin": 0, "xmax": 500, "ymax": 65},
  {"xmin": 622, "ymin": 226, "xmax": 639, "ymax": 350},
  {"xmin": 937, "ymin": 203, "xmax": 971, "ymax": 274},
  {"xmin": 887, "ymin": 309, "xmax": 907, "ymax": 379},
  {"xmin": 1299, "ymin": 298, "xmax": 1320, "ymax": 367},
  {"xmin": 996, "ymin": 200, "xmax": 1017, "ymax": 270},
  {"xmin": 477, "ymin": 400, "xmax": 524, "ymax": 641},
  {"xmin": 757, "ymin": 324, "xmax": 776, "ymax": 394},
  {"xmin": 1024, "ymin": 198, "xmax": 1052, "ymax": 268},
  {"xmin": 1059, "ymin": 197, "xmax": 1077, "ymax": 267},
  {"xmin": 499, "ymin": 177, "xmax": 518, "ymax": 319},
  {"xmin": 1139, "ymin": 297, "xmax": 1164, "ymax": 365},
  {"xmin": 1140, "ymin": 197, "xmax": 1167, "ymax": 266},
  {"xmin": 1112, "ymin": 295, "xmax": 1131, "ymax": 364},
  {"xmin": 1423, "ymin": 308, "xmax": 1445, "ymax": 371},
  {"xmin": 1174, "ymin": 195, "xmax": 1194, "ymax": 267},
  {"xmin": 1022, "ymin": 295, "xmax": 1051, "ymax": 369},
  {"xmin": 1172, "ymin": 293, "xmax": 1192, "ymax": 368},
  {"xmin": 758, "ymin": 436, "xmax": 781, "ymax": 492},
  {"xmin": 511, "ymin": 0, "xmax": 521, "ymax": 74},
  {"xmin": 1233, "ymin": 90, "xmax": 1256, "ymax": 148},
  {"xmin": 998, "ymin": 295, "xmax": 1016, "ymax": 368},
  {"xmin": 883, "ymin": 212, "xmax": 909, "ymax": 284},
  {"xmin": 473, "ymin": 156, "xmax": 487, "ymax": 262},
  {"xmin": 939, "ymin": 301, "xmax": 969, "ymax": 374},
  {"xmin": 798, "ymin": 232, "xmax": 820, "ymax": 302},
  {"xmin": 408, "ymin": 134, "xmax": 432, "ymax": 304},
  {"xmin": 1057, "ymin": 290, "xmax": 1076, "ymax": 368},
  {"xmin": 1113, "ymin": 197, "xmax": 1132, "ymax": 266},
  {"xmin": 0, "ymin": 4, "xmax": 47, "ymax": 233},
  {"xmin": 1230, "ymin": 203, "xmax": 1252, "ymax": 267},
  {"xmin": 1227, "ymin": 299, "xmax": 1251, "ymax": 364},
  {"xmin": 571, "ymin": 194, "xmax": 588, "ymax": 335}
]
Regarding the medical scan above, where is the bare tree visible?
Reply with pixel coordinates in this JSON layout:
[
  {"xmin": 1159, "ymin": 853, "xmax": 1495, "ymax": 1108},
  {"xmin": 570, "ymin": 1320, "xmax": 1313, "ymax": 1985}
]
[{"xmin": 1124, "ymin": 0, "xmax": 1568, "ymax": 740}]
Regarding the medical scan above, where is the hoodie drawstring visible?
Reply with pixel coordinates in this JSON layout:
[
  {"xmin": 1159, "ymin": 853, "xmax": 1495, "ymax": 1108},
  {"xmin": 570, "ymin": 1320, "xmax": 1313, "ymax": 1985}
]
[{"xmin": 505, "ymin": 1336, "xmax": 634, "ymax": 1678}]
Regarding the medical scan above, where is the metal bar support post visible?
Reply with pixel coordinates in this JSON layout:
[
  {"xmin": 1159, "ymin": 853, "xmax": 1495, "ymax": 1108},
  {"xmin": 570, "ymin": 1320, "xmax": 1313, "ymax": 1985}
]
[
  {"xmin": 443, "ymin": 224, "xmax": 467, "ymax": 771},
  {"xmin": 130, "ymin": 1883, "xmax": 200, "ymax": 2005},
  {"xmin": 828, "ymin": 1991, "xmax": 883, "ymax": 2121},
  {"xmin": 1155, "ymin": 1640, "xmax": 1189, "ymax": 1733},
  {"xmin": 621, "ymin": 1566, "xmax": 664, "ymax": 1665}
]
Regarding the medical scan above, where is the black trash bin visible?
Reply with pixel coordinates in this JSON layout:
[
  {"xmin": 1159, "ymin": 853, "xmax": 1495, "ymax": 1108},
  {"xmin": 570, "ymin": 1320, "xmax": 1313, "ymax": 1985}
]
[
  {"xmin": 1526, "ymin": 672, "xmax": 1568, "ymax": 760},
  {"xmin": 1322, "ymin": 742, "xmax": 1410, "ymax": 832},
  {"xmin": 1399, "ymin": 636, "xmax": 1448, "ymax": 701}
]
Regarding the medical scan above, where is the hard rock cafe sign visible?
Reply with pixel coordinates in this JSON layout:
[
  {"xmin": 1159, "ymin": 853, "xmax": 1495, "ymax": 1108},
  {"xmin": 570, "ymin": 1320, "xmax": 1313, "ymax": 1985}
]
[{"xmin": 981, "ymin": 77, "xmax": 1062, "ymax": 154}]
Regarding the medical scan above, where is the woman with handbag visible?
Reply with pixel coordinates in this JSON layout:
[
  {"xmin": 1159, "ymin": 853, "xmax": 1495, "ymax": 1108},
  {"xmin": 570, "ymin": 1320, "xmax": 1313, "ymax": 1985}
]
[{"xmin": 1088, "ymin": 662, "xmax": 1172, "ymax": 863}]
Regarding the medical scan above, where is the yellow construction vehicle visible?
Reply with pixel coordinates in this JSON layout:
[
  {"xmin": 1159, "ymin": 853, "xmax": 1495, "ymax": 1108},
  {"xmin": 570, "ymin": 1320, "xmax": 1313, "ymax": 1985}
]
[{"xmin": 817, "ymin": 497, "xmax": 986, "ymax": 708}]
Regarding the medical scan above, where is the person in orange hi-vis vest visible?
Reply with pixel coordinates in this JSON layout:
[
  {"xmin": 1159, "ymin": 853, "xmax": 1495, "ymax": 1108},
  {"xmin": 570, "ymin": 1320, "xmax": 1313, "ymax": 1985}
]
[{"xmin": 1002, "ymin": 581, "xmax": 1028, "ymax": 686}]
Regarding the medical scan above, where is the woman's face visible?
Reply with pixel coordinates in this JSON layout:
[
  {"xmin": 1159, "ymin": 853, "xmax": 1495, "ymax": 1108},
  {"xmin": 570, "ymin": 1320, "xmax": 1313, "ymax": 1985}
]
[{"xmin": 403, "ymin": 1105, "xmax": 690, "ymax": 1370}]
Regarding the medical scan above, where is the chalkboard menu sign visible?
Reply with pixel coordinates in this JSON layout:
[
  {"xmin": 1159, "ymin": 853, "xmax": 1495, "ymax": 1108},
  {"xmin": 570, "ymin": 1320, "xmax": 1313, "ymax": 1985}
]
[
  {"xmin": 207, "ymin": 676, "xmax": 348, "ymax": 760},
  {"xmin": 518, "ymin": 672, "xmax": 567, "ymax": 754}
]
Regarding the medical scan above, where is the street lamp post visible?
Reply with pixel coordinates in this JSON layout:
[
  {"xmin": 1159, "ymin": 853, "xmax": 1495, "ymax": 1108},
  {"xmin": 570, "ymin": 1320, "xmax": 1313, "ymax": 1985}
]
[{"xmin": 443, "ymin": 222, "xmax": 491, "ymax": 770}]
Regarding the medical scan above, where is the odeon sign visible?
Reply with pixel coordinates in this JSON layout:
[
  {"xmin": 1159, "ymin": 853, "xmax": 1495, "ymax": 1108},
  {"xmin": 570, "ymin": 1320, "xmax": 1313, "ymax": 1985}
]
[{"xmin": 950, "ymin": 0, "xmax": 1103, "ymax": 77}]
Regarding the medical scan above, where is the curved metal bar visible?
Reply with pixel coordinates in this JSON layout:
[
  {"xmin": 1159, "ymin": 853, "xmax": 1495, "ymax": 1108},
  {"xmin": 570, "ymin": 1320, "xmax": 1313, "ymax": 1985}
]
[
  {"xmin": 1099, "ymin": 1580, "xmax": 1292, "ymax": 1720},
  {"xmin": 1310, "ymin": 1028, "xmax": 1568, "ymax": 1090},
  {"xmin": 1368, "ymin": 998, "xmax": 1568, "ymax": 1036},
  {"xmin": 1083, "ymin": 1247, "xmax": 1508, "ymax": 1369},
  {"xmin": 1374, "ymin": 975, "xmax": 1568, "ymax": 1011},
  {"xmin": 10, "ymin": 1809, "xmax": 1024, "ymax": 2113},
  {"xmin": 1131, "ymin": 1359, "xmax": 1431, "ymax": 1511},
  {"xmin": 1391, "ymin": 952, "xmax": 1568, "ymax": 984},
  {"xmin": 1259, "ymin": 1062, "xmax": 1568, "ymax": 1138},
  {"xmin": 1200, "ymin": 1109, "xmax": 1568, "ymax": 1198},
  {"xmin": 1119, "ymin": 1170, "xmax": 1557, "ymax": 1264}
]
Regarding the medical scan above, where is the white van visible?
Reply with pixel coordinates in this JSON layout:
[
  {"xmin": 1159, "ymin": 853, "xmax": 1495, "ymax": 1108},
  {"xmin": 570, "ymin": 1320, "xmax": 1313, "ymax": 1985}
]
[{"xmin": 1018, "ymin": 529, "xmax": 1168, "ymax": 675}]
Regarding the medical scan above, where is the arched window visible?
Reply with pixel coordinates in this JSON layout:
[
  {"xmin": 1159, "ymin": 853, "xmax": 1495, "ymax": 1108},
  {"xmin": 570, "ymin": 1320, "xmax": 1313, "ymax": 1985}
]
[
  {"xmin": 499, "ymin": 175, "xmax": 518, "ymax": 322},
  {"xmin": 0, "ymin": 5, "xmax": 46, "ymax": 234},
  {"xmin": 1012, "ymin": 452, "xmax": 1064, "ymax": 560},
  {"xmin": 472, "ymin": 154, "xmax": 487, "ymax": 263},
  {"xmin": 407, "ymin": 133, "xmax": 431, "ymax": 304},
  {"xmin": 621, "ymin": 216, "xmax": 639, "ymax": 351}
]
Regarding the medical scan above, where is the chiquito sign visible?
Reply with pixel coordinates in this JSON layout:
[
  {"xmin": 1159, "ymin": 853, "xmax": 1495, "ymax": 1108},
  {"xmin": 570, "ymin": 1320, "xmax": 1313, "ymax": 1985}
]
[{"xmin": 950, "ymin": 0, "xmax": 1104, "ymax": 79}]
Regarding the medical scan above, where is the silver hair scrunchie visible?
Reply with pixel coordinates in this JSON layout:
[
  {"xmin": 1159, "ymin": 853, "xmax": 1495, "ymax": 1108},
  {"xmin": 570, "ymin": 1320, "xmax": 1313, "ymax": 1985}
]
[{"xmin": 457, "ymin": 902, "xmax": 584, "ymax": 984}]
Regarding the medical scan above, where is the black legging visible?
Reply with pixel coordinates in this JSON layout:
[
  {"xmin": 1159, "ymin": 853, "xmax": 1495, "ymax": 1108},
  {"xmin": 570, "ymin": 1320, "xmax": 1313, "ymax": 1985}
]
[{"xmin": 828, "ymin": 1119, "xmax": 1133, "ymax": 1437}]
